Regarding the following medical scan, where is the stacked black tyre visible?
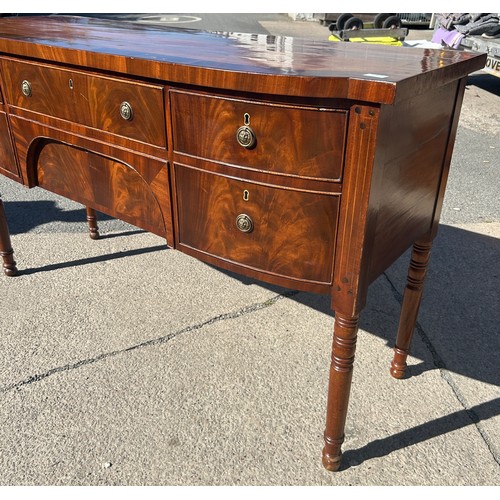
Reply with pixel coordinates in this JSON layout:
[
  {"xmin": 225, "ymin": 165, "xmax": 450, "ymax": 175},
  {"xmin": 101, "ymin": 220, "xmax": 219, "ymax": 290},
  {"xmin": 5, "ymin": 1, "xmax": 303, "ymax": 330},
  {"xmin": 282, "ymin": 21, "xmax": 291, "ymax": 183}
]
[
  {"xmin": 373, "ymin": 13, "xmax": 402, "ymax": 29},
  {"xmin": 336, "ymin": 13, "xmax": 364, "ymax": 30},
  {"xmin": 332, "ymin": 13, "xmax": 403, "ymax": 31}
]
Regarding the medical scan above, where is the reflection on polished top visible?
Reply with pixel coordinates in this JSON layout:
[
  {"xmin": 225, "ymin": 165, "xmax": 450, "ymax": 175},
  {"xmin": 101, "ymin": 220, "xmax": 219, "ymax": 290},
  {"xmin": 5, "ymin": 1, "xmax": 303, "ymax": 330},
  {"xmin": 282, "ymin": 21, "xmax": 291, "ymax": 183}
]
[{"xmin": 0, "ymin": 16, "xmax": 483, "ymax": 103}]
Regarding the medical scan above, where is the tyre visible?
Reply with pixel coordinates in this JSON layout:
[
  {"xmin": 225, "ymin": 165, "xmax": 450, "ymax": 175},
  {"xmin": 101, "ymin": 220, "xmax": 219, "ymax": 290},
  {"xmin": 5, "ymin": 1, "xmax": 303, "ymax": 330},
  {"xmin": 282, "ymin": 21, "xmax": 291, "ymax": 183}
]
[
  {"xmin": 343, "ymin": 17, "xmax": 364, "ymax": 30},
  {"xmin": 336, "ymin": 13, "xmax": 353, "ymax": 30},
  {"xmin": 373, "ymin": 13, "xmax": 392, "ymax": 29},
  {"xmin": 382, "ymin": 15, "xmax": 402, "ymax": 29}
]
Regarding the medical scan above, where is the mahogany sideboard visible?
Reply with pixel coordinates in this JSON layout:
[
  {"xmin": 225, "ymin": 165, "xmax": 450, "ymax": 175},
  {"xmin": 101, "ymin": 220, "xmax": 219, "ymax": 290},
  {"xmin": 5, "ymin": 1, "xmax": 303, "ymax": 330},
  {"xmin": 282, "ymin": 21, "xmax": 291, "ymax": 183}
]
[{"xmin": 0, "ymin": 16, "xmax": 486, "ymax": 471}]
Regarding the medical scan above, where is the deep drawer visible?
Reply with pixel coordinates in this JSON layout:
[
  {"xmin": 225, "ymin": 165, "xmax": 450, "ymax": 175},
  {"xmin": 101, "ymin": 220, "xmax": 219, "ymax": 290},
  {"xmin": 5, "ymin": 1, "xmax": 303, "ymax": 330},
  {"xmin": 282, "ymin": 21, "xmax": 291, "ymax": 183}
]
[
  {"xmin": 0, "ymin": 58, "xmax": 167, "ymax": 147},
  {"xmin": 35, "ymin": 141, "xmax": 167, "ymax": 237},
  {"xmin": 171, "ymin": 90, "xmax": 347, "ymax": 182},
  {"xmin": 175, "ymin": 164, "xmax": 339, "ymax": 285}
]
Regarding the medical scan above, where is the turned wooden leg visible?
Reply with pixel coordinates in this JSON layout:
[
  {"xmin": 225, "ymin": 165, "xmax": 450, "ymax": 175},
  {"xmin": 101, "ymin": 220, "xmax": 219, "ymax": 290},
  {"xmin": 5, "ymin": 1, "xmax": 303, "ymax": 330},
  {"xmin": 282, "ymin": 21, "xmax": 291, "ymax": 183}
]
[
  {"xmin": 322, "ymin": 313, "xmax": 359, "ymax": 471},
  {"xmin": 86, "ymin": 207, "xmax": 100, "ymax": 240},
  {"xmin": 390, "ymin": 239, "xmax": 433, "ymax": 379},
  {"xmin": 0, "ymin": 198, "xmax": 18, "ymax": 276}
]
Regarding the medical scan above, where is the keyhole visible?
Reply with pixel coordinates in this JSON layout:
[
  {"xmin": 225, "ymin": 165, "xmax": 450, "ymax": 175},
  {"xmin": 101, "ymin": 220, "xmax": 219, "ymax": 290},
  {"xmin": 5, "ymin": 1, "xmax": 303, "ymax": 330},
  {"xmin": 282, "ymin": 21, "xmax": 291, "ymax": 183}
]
[
  {"xmin": 69, "ymin": 79, "xmax": 73, "ymax": 90},
  {"xmin": 243, "ymin": 190, "xmax": 249, "ymax": 201},
  {"xmin": 244, "ymin": 113, "xmax": 250, "ymax": 126}
]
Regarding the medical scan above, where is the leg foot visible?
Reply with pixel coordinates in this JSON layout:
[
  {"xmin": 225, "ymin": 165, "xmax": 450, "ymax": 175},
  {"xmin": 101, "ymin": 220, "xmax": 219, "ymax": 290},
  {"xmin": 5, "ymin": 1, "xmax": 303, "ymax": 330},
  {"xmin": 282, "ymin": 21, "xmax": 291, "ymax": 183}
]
[
  {"xmin": 323, "ymin": 313, "xmax": 359, "ymax": 471},
  {"xmin": 0, "ymin": 199, "xmax": 18, "ymax": 276},
  {"xmin": 390, "ymin": 239, "xmax": 433, "ymax": 379},
  {"xmin": 322, "ymin": 435, "xmax": 343, "ymax": 471},
  {"xmin": 86, "ymin": 207, "xmax": 100, "ymax": 240},
  {"xmin": 390, "ymin": 347, "xmax": 409, "ymax": 379}
]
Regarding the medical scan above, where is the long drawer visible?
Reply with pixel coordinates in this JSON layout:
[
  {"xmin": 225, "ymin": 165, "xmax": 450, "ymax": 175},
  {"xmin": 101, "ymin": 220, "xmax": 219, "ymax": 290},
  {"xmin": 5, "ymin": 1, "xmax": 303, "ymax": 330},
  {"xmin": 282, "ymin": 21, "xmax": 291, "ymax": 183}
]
[
  {"xmin": 175, "ymin": 163, "xmax": 339, "ymax": 286},
  {"xmin": 0, "ymin": 58, "xmax": 167, "ymax": 147},
  {"xmin": 171, "ymin": 90, "xmax": 347, "ymax": 182}
]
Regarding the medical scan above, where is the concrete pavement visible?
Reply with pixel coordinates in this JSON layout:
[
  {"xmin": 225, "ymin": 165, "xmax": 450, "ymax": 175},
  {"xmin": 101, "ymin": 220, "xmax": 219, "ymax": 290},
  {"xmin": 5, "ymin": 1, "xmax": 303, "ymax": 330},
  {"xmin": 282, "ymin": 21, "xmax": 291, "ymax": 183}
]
[
  {"xmin": 0, "ymin": 214, "xmax": 498, "ymax": 485},
  {"xmin": 0, "ymin": 15, "xmax": 499, "ymax": 486}
]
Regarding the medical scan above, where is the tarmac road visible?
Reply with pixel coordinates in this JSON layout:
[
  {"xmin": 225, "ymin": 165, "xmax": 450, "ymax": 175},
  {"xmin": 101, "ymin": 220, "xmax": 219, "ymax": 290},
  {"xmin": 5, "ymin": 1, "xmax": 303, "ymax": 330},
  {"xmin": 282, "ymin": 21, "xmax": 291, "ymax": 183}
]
[{"xmin": 0, "ymin": 15, "xmax": 498, "ymax": 487}]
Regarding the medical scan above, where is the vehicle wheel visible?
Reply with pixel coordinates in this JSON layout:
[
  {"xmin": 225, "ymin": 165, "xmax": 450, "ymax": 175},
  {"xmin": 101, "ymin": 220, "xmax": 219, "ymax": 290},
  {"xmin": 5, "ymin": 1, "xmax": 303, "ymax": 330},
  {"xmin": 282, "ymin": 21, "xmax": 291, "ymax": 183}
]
[
  {"xmin": 373, "ymin": 13, "xmax": 392, "ymax": 29},
  {"xmin": 336, "ymin": 13, "xmax": 353, "ymax": 30},
  {"xmin": 343, "ymin": 17, "xmax": 364, "ymax": 30},
  {"xmin": 382, "ymin": 15, "xmax": 402, "ymax": 29},
  {"xmin": 328, "ymin": 22, "xmax": 336, "ymax": 32}
]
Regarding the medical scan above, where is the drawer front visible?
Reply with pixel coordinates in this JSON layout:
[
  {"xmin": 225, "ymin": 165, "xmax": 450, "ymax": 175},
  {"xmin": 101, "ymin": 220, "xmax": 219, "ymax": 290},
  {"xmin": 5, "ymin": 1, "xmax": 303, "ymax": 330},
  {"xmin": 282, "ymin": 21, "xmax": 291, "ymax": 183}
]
[
  {"xmin": 175, "ymin": 164, "xmax": 339, "ymax": 285},
  {"xmin": 171, "ymin": 91, "xmax": 346, "ymax": 181},
  {"xmin": 8, "ymin": 115, "xmax": 174, "ymax": 242},
  {"xmin": 0, "ymin": 59, "xmax": 166, "ymax": 147},
  {"xmin": 36, "ymin": 141, "xmax": 168, "ymax": 238},
  {"xmin": 0, "ymin": 112, "xmax": 19, "ymax": 178}
]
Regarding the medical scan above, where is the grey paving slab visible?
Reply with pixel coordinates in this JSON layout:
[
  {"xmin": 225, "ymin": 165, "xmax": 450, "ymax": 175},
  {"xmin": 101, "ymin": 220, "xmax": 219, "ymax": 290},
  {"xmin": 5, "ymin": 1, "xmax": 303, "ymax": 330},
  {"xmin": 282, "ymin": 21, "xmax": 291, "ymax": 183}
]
[
  {"xmin": 0, "ymin": 231, "xmax": 283, "ymax": 384},
  {"xmin": 0, "ymin": 228, "xmax": 498, "ymax": 485},
  {"xmin": 384, "ymin": 222, "xmax": 500, "ymax": 472}
]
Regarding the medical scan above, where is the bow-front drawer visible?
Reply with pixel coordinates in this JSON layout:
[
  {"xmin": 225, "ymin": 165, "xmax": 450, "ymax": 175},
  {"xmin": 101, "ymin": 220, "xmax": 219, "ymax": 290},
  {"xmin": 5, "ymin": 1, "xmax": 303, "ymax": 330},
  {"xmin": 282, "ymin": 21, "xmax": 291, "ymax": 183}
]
[
  {"xmin": 171, "ymin": 90, "xmax": 347, "ymax": 182},
  {"xmin": 175, "ymin": 163, "xmax": 339, "ymax": 289},
  {"xmin": 0, "ymin": 58, "xmax": 167, "ymax": 148}
]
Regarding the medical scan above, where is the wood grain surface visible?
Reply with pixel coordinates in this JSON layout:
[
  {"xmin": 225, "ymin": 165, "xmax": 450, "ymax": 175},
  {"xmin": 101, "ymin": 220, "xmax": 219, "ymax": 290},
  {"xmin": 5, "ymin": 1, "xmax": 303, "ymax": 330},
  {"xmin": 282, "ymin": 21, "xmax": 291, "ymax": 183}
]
[
  {"xmin": 367, "ymin": 80, "xmax": 462, "ymax": 282},
  {"xmin": 9, "ymin": 116, "xmax": 174, "ymax": 242},
  {"xmin": 1, "ymin": 58, "xmax": 167, "ymax": 148},
  {"xmin": 0, "ymin": 112, "xmax": 19, "ymax": 180},
  {"xmin": 175, "ymin": 163, "xmax": 339, "ymax": 287},
  {"xmin": 171, "ymin": 90, "xmax": 346, "ymax": 181},
  {"xmin": 0, "ymin": 16, "xmax": 486, "ymax": 103}
]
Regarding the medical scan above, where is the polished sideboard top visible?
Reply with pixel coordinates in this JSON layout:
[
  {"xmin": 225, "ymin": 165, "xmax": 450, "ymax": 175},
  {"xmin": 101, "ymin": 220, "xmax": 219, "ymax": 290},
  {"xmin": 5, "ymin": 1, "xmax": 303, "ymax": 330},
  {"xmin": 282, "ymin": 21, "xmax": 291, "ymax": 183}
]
[{"xmin": 0, "ymin": 15, "xmax": 483, "ymax": 103}]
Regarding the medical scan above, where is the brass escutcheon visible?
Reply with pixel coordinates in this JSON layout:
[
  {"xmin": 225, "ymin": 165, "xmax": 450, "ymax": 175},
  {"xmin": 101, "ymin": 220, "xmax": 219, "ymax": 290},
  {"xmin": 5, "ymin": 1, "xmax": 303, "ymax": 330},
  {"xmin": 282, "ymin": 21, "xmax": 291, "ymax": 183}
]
[
  {"xmin": 21, "ymin": 80, "xmax": 32, "ymax": 97},
  {"xmin": 236, "ymin": 213, "xmax": 254, "ymax": 233},
  {"xmin": 120, "ymin": 101, "xmax": 133, "ymax": 121},
  {"xmin": 236, "ymin": 113, "xmax": 256, "ymax": 148}
]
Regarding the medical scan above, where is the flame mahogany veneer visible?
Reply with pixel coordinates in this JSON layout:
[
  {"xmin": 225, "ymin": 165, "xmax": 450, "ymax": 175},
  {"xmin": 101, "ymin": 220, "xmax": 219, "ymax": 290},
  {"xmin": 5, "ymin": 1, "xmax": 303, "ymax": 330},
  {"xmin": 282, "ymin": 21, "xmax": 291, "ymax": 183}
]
[{"xmin": 0, "ymin": 16, "xmax": 486, "ymax": 471}]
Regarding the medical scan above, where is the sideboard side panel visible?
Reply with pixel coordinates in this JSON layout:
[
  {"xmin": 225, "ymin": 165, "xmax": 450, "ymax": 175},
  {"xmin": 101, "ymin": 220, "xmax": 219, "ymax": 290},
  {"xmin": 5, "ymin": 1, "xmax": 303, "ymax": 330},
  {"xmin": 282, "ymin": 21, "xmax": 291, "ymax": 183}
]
[
  {"xmin": 0, "ymin": 65, "xmax": 22, "ymax": 183},
  {"xmin": 0, "ymin": 111, "xmax": 21, "ymax": 182},
  {"xmin": 429, "ymin": 77, "xmax": 468, "ymax": 239},
  {"xmin": 367, "ymin": 80, "xmax": 461, "ymax": 282}
]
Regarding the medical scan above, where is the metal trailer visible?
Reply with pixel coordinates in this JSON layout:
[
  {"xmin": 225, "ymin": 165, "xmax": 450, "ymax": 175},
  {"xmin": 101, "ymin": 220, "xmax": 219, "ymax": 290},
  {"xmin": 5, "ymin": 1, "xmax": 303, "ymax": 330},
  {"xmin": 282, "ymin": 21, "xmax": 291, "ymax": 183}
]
[
  {"xmin": 325, "ymin": 13, "xmax": 409, "ymax": 44},
  {"xmin": 328, "ymin": 26, "xmax": 409, "ymax": 44},
  {"xmin": 315, "ymin": 13, "xmax": 431, "ymax": 28}
]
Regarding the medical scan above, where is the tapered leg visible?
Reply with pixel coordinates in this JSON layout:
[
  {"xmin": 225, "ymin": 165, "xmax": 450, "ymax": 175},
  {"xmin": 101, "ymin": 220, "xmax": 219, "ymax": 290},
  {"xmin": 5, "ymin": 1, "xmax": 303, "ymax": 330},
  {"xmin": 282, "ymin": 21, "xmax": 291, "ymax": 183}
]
[
  {"xmin": 322, "ymin": 312, "xmax": 359, "ymax": 471},
  {"xmin": 390, "ymin": 239, "xmax": 433, "ymax": 379},
  {"xmin": 86, "ymin": 207, "xmax": 100, "ymax": 240},
  {"xmin": 0, "ymin": 198, "xmax": 18, "ymax": 276}
]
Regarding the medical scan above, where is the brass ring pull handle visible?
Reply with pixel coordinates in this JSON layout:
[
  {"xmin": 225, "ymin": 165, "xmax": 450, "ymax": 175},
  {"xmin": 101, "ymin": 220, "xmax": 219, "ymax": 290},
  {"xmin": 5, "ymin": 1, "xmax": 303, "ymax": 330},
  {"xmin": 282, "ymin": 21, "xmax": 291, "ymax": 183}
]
[
  {"xmin": 236, "ymin": 213, "xmax": 254, "ymax": 233},
  {"xmin": 236, "ymin": 112, "xmax": 256, "ymax": 149},
  {"xmin": 236, "ymin": 125, "xmax": 256, "ymax": 148},
  {"xmin": 120, "ymin": 101, "xmax": 133, "ymax": 121},
  {"xmin": 21, "ymin": 80, "xmax": 32, "ymax": 97}
]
